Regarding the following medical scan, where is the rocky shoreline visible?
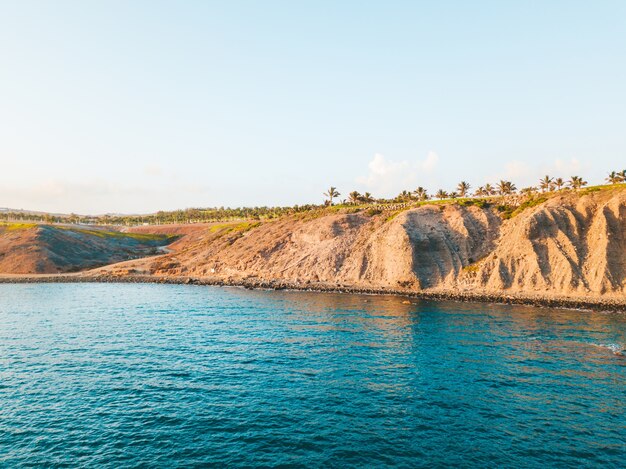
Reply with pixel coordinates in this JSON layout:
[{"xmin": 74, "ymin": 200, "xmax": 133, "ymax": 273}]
[{"xmin": 1, "ymin": 274, "xmax": 625, "ymax": 312}]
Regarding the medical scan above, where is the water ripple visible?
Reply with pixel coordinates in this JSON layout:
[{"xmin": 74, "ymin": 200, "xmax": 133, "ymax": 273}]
[{"xmin": 0, "ymin": 283, "xmax": 625, "ymax": 467}]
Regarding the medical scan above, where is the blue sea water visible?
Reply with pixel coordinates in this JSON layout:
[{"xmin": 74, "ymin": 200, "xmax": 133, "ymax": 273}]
[{"xmin": 0, "ymin": 283, "xmax": 625, "ymax": 468}]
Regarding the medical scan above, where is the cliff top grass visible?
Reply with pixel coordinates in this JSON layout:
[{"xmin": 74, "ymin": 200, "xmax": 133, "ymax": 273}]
[
  {"xmin": 580, "ymin": 183, "xmax": 626, "ymax": 195},
  {"xmin": 0, "ymin": 222, "xmax": 38, "ymax": 231},
  {"xmin": 54, "ymin": 225, "xmax": 176, "ymax": 243},
  {"xmin": 498, "ymin": 197, "xmax": 548, "ymax": 220},
  {"xmin": 208, "ymin": 221, "xmax": 260, "ymax": 234}
]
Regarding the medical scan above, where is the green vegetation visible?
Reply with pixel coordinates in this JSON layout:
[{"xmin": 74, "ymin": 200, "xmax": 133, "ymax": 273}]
[
  {"xmin": 384, "ymin": 209, "xmax": 408, "ymax": 223},
  {"xmin": 0, "ymin": 205, "xmax": 321, "ymax": 227},
  {"xmin": 413, "ymin": 187, "xmax": 429, "ymax": 201},
  {"xmin": 498, "ymin": 196, "xmax": 548, "ymax": 219},
  {"xmin": 206, "ymin": 221, "xmax": 261, "ymax": 246},
  {"xmin": 0, "ymin": 222, "xmax": 37, "ymax": 231},
  {"xmin": 385, "ymin": 212, "xmax": 401, "ymax": 223},
  {"xmin": 457, "ymin": 198, "xmax": 490, "ymax": 208},
  {"xmin": 55, "ymin": 226, "xmax": 175, "ymax": 243},
  {"xmin": 365, "ymin": 207, "xmax": 383, "ymax": 217},
  {"xmin": 0, "ymin": 222, "xmax": 176, "ymax": 244},
  {"xmin": 582, "ymin": 186, "xmax": 602, "ymax": 194},
  {"xmin": 323, "ymin": 187, "xmax": 340, "ymax": 206},
  {"xmin": 208, "ymin": 221, "xmax": 260, "ymax": 235},
  {"xmin": 462, "ymin": 263, "xmax": 481, "ymax": 274},
  {"xmin": 462, "ymin": 253, "xmax": 491, "ymax": 274},
  {"xmin": 581, "ymin": 183, "xmax": 624, "ymax": 195},
  {"xmin": 606, "ymin": 171, "xmax": 624, "ymax": 184},
  {"xmin": 457, "ymin": 181, "xmax": 470, "ymax": 197}
]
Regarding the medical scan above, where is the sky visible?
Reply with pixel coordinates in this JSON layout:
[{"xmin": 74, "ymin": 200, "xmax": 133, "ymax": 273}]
[{"xmin": 1, "ymin": 0, "xmax": 624, "ymax": 214}]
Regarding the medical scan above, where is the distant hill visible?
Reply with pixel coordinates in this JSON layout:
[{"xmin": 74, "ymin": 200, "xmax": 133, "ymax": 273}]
[{"xmin": 0, "ymin": 224, "xmax": 175, "ymax": 274}]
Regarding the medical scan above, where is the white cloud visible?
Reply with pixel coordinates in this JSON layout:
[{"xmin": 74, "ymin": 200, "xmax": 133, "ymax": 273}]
[
  {"xmin": 422, "ymin": 151, "xmax": 439, "ymax": 171},
  {"xmin": 143, "ymin": 164, "xmax": 163, "ymax": 177},
  {"xmin": 551, "ymin": 158, "xmax": 584, "ymax": 176},
  {"xmin": 356, "ymin": 152, "xmax": 439, "ymax": 196}
]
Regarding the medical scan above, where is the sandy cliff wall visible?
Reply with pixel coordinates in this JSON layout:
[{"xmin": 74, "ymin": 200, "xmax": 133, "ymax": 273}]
[
  {"xmin": 142, "ymin": 187, "xmax": 625, "ymax": 299},
  {"xmin": 459, "ymin": 189, "xmax": 625, "ymax": 296}
]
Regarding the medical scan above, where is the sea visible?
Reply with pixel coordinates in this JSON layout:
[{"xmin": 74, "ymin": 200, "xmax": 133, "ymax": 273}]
[{"xmin": 1, "ymin": 283, "xmax": 624, "ymax": 467}]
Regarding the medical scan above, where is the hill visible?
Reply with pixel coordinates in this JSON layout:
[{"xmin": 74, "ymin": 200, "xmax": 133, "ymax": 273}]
[{"xmin": 0, "ymin": 224, "xmax": 175, "ymax": 274}]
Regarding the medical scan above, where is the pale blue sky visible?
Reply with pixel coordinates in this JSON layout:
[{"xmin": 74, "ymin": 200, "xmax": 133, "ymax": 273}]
[{"xmin": 1, "ymin": 0, "xmax": 624, "ymax": 214}]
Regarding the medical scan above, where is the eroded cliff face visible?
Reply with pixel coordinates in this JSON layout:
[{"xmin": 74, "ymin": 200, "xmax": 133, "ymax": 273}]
[
  {"xmin": 458, "ymin": 189, "xmax": 626, "ymax": 296},
  {"xmin": 140, "ymin": 187, "xmax": 625, "ymax": 299},
  {"xmin": 142, "ymin": 204, "xmax": 501, "ymax": 289}
]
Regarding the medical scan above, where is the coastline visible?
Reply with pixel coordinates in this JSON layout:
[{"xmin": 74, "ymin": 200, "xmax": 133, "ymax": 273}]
[{"xmin": 1, "ymin": 274, "xmax": 625, "ymax": 312}]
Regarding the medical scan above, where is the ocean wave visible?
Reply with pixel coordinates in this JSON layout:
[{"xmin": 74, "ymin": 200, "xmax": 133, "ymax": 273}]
[{"xmin": 594, "ymin": 343, "xmax": 625, "ymax": 356}]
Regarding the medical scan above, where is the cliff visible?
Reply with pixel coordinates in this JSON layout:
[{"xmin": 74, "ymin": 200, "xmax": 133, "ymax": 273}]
[
  {"xmin": 122, "ymin": 186, "xmax": 624, "ymax": 300},
  {"xmin": 2, "ymin": 186, "xmax": 625, "ymax": 302}
]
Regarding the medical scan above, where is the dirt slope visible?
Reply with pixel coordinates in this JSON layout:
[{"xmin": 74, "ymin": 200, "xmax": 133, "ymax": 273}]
[
  {"xmin": 114, "ymin": 187, "xmax": 624, "ymax": 300},
  {"xmin": 0, "ymin": 224, "xmax": 174, "ymax": 274},
  {"xmin": 125, "ymin": 223, "xmax": 213, "ymax": 252}
]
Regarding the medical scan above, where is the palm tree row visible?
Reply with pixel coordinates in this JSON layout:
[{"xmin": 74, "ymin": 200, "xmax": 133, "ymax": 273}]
[
  {"xmin": 5, "ymin": 170, "xmax": 623, "ymax": 227},
  {"xmin": 2, "ymin": 204, "xmax": 325, "ymax": 226},
  {"xmin": 386, "ymin": 179, "xmax": 515, "ymax": 202},
  {"xmin": 332, "ymin": 170, "xmax": 622, "ymax": 206},
  {"xmin": 537, "ymin": 175, "xmax": 588, "ymax": 192}
]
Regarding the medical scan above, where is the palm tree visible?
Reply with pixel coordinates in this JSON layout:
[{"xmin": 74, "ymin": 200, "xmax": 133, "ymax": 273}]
[
  {"xmin": 362, "ymin": 192, "xmax": 374, "ymax": 203},
  {"xmin": 569, "ymin": 176, "xmax": 587, "ymax": 190},
  {"xmin": 474, "ymin": 186, "xmax": 486, "ymax": 197},
  {"xmin": 324, "ymin": 187, "xmax": 340, "ymax": 205},
  {"xmin": 449, "ymin": 191, "xmax": 459, "ymax": 199},
  {"xmin": 520, "ymin": 186, "xmax": 537, "ymax": 197},
  {"xmin": 435, "ymin": 189, "xmax": 448, "ymax": 200},
  {"xmin": 553, "ymin": 178, "xmax": 565, "ymax": 190},
  {"xmin": 413, "ymin": 186, "xmax": 429, "ymax": 201},
  {"xmin": 395, "ymin": 190, "xmax": 413, "ymax": 202},
  {"xmin": 495, "ymin": 181, "xmax": 503, "ymax": 196},
  {"xmin": 348, "ymin": 191, "xmax": 362, "ymax": 204},
  {"xmin": 539, "ymin": 175, "xmax": 553, "ymax": 192},
  {"xmin": 457, "ymin": 181, "xmax": 471, "ymax": 197},
  {"xmin": 497, "ymin": 180, "xmax": 517, "ymax": 196},
  {"xmin": 621, "ymin": 170, "xmax": 626, "ymax": 181},
  {"xmin": 607, "ymin": 171, "xmax": 623, "ymax": 184},
  {"xmin": 483, "ymin": 183, "xmax": 495, "ymax": 196}
]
